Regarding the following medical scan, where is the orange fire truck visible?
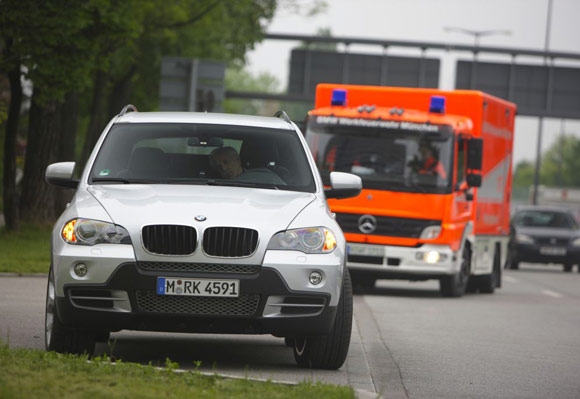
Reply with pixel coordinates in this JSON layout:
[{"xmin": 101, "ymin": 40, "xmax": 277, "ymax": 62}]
[{"xmin": 305, "ymin": 84, "xmax": 516, "ymax": 297}]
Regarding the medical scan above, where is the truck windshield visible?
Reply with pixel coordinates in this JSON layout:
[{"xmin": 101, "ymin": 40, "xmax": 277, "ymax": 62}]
[{"xmin": 305, "ymin": 116, "xmax": 454, "ymax": 194}]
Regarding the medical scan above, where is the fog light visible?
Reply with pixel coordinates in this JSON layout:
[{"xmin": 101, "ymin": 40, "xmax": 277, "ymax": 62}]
[
  {"xmin": 73, "ymin": 263, "xmax": 88, "ymax": 277},
  {"xmin": 309, "ymin": 271, "xmax": 323, "ymax": 285}
]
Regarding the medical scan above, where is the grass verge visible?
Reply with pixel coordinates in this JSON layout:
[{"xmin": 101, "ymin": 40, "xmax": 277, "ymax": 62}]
[
  {"xmin": 0, "ymin": 343, "xmax": 354, "ymax": 399},
  {"xmin": 0, "ymin": 224, "xmax": 51, "ymax": 274}
]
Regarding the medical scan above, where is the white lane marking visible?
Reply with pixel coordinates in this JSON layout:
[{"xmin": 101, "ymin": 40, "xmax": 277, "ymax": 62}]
[{"xmin": 541, "ymin": 289, "xmax": 563, "ymax": 298}]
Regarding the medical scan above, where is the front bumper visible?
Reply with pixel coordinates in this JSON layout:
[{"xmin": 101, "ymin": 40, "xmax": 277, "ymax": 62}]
[
  {"xmin": 512, "ymin": 243, "xmax": 580, "ymax": 265},
  {"xmin": 55, "ymin": 262, "xmax": 338, "ymax": 336},
  {"xmin": 346, "ymin": 242, "xmax": 459, "ymax": 279}
]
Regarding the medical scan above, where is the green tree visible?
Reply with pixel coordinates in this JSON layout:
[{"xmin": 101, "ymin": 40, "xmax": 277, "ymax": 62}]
[
  {"xmin": 299, "ymin": 27, "xmax": 337, "ymax": 51},
  {"xmin": 1, "ymin": 0, "xmax": 327, "ymax": 228},
  {"xmin": 224, "ymin": 65, "xmax": 280, "ymax": 115},
  {"xmin": 540, "ymin": 134, "xmax": 580, "ymax": 187},
  {"xmin": 512, "ymin": 134, "xmax": 580, "ymax": 206},
  {"xmin": 512, "ymin": 160, "xmax": 535, "ymax": 188}
]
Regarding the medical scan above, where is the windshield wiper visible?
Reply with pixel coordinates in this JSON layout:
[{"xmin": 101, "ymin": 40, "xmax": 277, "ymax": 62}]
[
  {"xmin": 91, "ymin": 177, "xmax": 158, "ymax": 184},
  {"xmin": 207, "ymin": 179, "xmax": 279, "ymax": 190}
]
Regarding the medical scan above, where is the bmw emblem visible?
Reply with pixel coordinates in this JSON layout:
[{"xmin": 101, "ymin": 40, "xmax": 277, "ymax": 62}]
[
  {"xmin": 358, "ymin": 214, "xmax": 377, "ymax": 234},
  {"xmin": 195, "ymin": 215, "xmax": 207, "ymax": 222}
]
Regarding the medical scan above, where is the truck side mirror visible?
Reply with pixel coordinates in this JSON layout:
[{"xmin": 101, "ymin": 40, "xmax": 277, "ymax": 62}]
[
  {"xmin": 467, "ymin": 138, "xmax": 483, "ymax": 170},
  {"xmin": 466, "ymin": 173, "xmax": 482, "ymax": 188}
]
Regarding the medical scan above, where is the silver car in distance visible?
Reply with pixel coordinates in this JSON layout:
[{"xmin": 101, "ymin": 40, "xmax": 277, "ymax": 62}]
[{"xmin": 44, "ymin": 106, "xmax": 362, "ymax": 370}]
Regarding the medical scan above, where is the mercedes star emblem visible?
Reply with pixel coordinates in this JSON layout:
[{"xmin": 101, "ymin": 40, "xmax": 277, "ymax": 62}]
[{"xmin": 358, "ymin": 214, "xmax": 377, "ymax": 234}]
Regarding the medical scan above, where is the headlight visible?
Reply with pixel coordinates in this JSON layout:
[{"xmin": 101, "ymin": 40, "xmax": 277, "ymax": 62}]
[
  {"xmin": 61, "ymin": 218, "xmax": 131, "ymax": 245},
  {"xmin": 515, "ymin": 233, "xmax": 534, "ymax": 244},
  {"xmin": 267, "ymin": 227, "xmax": 337, "ymax": 253},
  {"xmin": 571, "ymin": 237, "xmax": 580, "ymax": 247},
  {"xmin": 420, "ymin": 225, "xmax": 441, "ymax": 239}
]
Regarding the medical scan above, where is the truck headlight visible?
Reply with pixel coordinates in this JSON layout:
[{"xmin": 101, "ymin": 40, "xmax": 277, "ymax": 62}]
[
  {"xmin": 571, "ymin": 237, "xmax": 580, "ymax": 247},
  {"xmin": 267, "ymin": 228, "xmax": 337, "ymax": 253},
  {"xmin": 420, "ymin": 225, "xmax": 441, "ymax": 239},
  {"xmin": 61, "ymin": 218, "xmax": 132, "ymax": 245}
]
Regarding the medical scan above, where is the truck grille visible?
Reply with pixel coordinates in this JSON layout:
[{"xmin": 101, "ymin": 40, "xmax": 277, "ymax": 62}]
[
  {"xmin": 203, "ymin": 227, "xmax": 258, "ymax": 257},
  {"xmin": 142, "ymin": 225, "xmax": 197, "ymax": 255},
  {"xmin": 335, "ymin": 213, "xmax": 441, "ymax": 238},
  {"xmin": 136, "ymin": 290, "xmax": 259, "ymax": 316}
]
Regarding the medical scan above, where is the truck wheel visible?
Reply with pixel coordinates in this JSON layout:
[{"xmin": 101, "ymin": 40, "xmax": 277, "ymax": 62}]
[
  {"xmin": 293, "ymin": 269, "xmax": 353, "ymax": 369},
  {"xmin": 440, "ymin": 245, "xmax": 470, "ymax": 297},
  {"xmin": 45, "ymin": 267, "xmax": 96, "ymax": 356},
  {"xmin": 480, "ymin": 248, "xmax": 501, "ymax": 294}
]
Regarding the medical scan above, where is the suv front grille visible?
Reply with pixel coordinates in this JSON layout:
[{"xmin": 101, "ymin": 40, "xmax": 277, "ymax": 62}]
[
  {"xmin": 142, "ymin": 225, "xmax": 197, "ymax": 255},
  {"xmin": 203, "ymin": 227, "xmax": 258, "ymax": 257},
  {"xmin": 137, "ymin": 261, "xmax": 260, "ymax": 274},
  {"xmin": 136, "ymin": 290, "xmax": 259, "ymax": 316}
]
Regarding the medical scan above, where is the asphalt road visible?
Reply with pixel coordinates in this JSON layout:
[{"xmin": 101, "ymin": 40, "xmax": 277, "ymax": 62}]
[{"xmin": 2, "ymin": 264, "xmax": 580, "ymax": 399}]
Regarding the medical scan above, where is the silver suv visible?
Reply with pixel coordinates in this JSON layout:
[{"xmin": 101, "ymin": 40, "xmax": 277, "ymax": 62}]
[{"xmin": 44, "ymin": 106, "xmax": 362, "ymax": 369}]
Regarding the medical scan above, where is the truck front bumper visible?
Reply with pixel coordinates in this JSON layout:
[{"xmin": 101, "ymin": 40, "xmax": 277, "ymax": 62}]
[{"xmin": 346, "ymin": 242, "xmax": 460, "ymax": 279}]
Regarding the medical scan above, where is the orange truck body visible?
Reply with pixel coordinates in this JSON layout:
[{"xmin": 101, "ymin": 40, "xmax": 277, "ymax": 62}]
[{"xmin": 305, "ymin": 84, "xmax": 517, "ymax": 296}]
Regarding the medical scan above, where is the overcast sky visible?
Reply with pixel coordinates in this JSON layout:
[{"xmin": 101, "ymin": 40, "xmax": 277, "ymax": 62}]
[{"xmin": 246, "ymin": 0, "xmax": 580, "ymax": 166}]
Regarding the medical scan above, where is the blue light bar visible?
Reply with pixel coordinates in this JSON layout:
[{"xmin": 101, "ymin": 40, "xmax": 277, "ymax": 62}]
[
  {"xmin": 331, "ymin": 89, "xmax": 347, "ymax": 106},
  {"xmin": 429, "ymin": 96, "xmax": 445, "ymax": 113}
]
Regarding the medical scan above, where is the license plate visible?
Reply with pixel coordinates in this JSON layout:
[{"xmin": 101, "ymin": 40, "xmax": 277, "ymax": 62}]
[
  {"xmin": 156, "ymin": 277, "xmax": 239, "ymax": 297},
  {"xmin": 347, "ymin": 244, "xmax": 384, "ymax": 257},
  {"xmin": 539, "ymin": 247, "xmax": 566, "ymax": 256}
]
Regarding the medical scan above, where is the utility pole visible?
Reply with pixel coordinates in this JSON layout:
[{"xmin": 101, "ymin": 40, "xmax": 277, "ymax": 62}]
[{"xmin": 531, "ymin": 0, "xmax": 554, "ymax": 205}]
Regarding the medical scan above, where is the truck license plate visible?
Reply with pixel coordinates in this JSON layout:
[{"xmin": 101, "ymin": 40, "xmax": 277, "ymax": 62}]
[
  {"xmin": 347, "ymin": 244, "xmax": 384, "ymax": 257},
  {"xmin": 156, "ymin": 277, "xmax": 239, "ymax": 297}
]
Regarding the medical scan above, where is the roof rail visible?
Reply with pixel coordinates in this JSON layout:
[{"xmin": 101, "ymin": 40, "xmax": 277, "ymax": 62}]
[
  {"xmin": 119, "ymin": 104, "xmax": 138, "ymax": 116},
  {"xmin": 274, "ymin": 110, "xmax": 291, "ymax": 123}
]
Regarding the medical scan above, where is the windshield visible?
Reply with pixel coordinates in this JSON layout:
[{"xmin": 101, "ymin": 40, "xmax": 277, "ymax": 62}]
[
  {"xmin": 305, "ymin": 115, "xmax": 454, "ymax": 194},
  {"xmin": 88, "ymin": 123, "xmax": 316, "ymax": 192},
  {"xmin": 513, "ymin": 209, "xmax": 579, "ymax": 230}
]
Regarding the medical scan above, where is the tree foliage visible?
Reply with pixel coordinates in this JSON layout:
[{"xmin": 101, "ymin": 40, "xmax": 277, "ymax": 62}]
[
  {"xmin": 1, "ymin": 0, "xmax": 297, "ymax": 228},
  {"xmin": 512, "ymin": 134, "xmax": 580, "ymax": 190}
]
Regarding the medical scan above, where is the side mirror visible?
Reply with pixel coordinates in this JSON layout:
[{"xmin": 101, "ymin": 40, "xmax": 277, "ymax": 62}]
[
  {"xmin": 466, "ymin": 172, "xmax": 482, "ymax": 188},
  {"xmin": 45, "ymin": 162, "xmax": 78, "ymax": 189},
  {"xmin": 324, "ymin": 171, "xmax": 362, "ymax": 199},
  {"xmin": 467, "ymin": 138, "xmax": 483, "ymax": 170}
]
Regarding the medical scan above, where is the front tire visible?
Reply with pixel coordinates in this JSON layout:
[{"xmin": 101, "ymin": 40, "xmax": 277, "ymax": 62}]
[
  {"xmin": 506, "ymin": 248, "xmax": 519, "ymax": 270},
  {"xmin": 45, "ymin": 266, "xmax": 96, "ymax": 356},
  {"xmin": 293, "ymin": 269, "xmax": 353, "ymax": 369},
  {"xmin": 479, "ymin": 248, "xmax": 501, "ymax": 294},
  {"xmin": 440, "ymin": 245, "xmax": 471, "ymax": 297}
]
